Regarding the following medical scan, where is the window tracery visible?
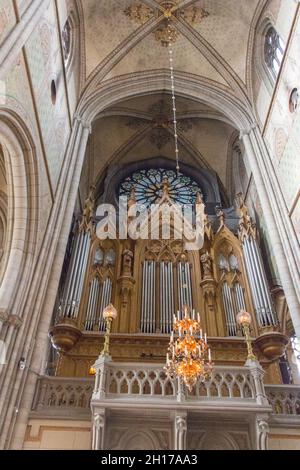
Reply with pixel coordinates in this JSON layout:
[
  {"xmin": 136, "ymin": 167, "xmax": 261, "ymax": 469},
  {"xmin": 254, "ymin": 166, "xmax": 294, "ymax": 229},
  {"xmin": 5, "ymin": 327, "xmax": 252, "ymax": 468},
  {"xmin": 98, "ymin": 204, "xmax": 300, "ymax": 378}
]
[
  {"xmin": 264, "ymin": 26, "xmax": 285, "ymax": 79},
  {"xmin": 119, "ymin": 168, "xmax": 203, "ymax": 208},
  {"xmin": 62, "ymin": 19, "xmax": 71, "ymax": 62}
]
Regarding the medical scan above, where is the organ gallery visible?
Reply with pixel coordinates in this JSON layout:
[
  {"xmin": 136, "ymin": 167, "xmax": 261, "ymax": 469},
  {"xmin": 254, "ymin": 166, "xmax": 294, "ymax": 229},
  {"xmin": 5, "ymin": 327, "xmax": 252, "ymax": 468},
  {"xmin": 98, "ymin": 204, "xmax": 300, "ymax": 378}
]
[{"xmin": 0, "ymin": 0, "xmax": 300, "ymax": 452}]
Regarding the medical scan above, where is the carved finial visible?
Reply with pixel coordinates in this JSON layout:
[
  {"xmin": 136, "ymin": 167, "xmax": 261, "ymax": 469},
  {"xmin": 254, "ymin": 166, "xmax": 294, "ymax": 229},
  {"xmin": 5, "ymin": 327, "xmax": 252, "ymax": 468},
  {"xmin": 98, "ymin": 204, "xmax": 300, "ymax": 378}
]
[
  {"xmin": 128, "ymin": 186, "xmax": 136, "ymax": 208},
  {"xmin": 200, "ymin": 251, "xmax": 213, "ymax": 279},
  {"xmin": 162, "ymin": 175, "xmax": 170, "ymax": 195},
  {"xmin": 80, "ymin": 185, "xmax": 96, "ymax": 230},
  {"xmin": 216, "ymin": 206, "xmax": 225, "ymax": 228},
  {"xmin": 236, "ymin": 194, "xmax": 256, "ymax": 241},
  {"xmin": 196, "ymin": 191, "xmax": 203, "ymax": 205}
]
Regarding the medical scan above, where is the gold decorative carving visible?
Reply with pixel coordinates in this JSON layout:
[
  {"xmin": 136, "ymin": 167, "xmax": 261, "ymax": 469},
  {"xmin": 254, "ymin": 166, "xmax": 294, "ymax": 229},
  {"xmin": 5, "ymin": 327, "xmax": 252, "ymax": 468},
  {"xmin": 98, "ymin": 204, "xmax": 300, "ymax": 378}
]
[
  {"xmin": 255, "ymin": 331, "xmax": 289, "ymax": 362},
  {"xmin": 124, "ymin": 4, "xmax": 154, "ymax": 24},
  {"xmin": 124, "ymin": 1, "xmax": 209, "ymax": 47}
]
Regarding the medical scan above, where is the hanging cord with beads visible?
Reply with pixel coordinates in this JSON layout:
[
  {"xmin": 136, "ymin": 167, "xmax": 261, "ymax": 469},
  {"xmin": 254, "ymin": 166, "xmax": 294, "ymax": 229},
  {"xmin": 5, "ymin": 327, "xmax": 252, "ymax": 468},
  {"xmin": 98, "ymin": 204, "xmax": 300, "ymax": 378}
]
[{"xmin": 167, "ymin": 18, "xmax": 180, "ymax": 175}]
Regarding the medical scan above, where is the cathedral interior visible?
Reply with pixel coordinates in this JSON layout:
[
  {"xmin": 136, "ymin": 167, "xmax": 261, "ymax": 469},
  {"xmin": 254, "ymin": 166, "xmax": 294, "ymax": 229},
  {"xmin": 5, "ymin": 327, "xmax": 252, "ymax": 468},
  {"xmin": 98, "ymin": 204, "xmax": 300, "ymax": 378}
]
[{"xmin": 0, "ymin": 0, "xmax": 300, "ymax": 451}]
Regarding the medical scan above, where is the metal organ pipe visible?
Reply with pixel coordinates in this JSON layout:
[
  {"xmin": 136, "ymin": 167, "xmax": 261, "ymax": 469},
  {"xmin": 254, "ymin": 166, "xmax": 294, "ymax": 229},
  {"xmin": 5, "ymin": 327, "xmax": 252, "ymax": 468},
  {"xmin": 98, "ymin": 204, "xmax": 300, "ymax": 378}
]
[
  {"xmin": 60, "ymin": 225, "xmax": 92, "ymax": 320},
  {"xmin": 186, "ymin": 263, "xmax": 193, "ymax": 310},
  {"xmin": 168, "ymin": 262, "xmax": 174, "ymax": 333},
  {"xmin": 62, "ymin": 232, "xmax": 81, "ymax": 316},
  {"xmin": 243, "ymin": 236, "xmax": 276, "ymax": 326},
  {"xmin": 222, "ymin": 283, "xmax": 231, "ymax": 335},
  {"xmin": 85, "ymin": 279, "xmax": 94, "ymax": 331},
  {"xmin": 226, "ymin": 284, "xmax": 235, "ymax": 336},
  {"xmin": 150, "ymin": 261, "xmax": 155, "ymax": 333},
  {"xmin": 75, "ymin": 234, "xmax": 91, "ymax": 317},
  {"xmin": 247, "ymin": 238, "xmax": 268, "ymax": 321},
  {"xmin": 69, "ymin": 232, "xmax": 86, "ymax": 318},
  {"xmin": 147, "ymin": 262, "xmax": 152, "ymax": 333},
  {"xmin": 160, "ymin": 262, "xmax": 163, "ymax": 334},
  {"xmin": 165, "ymin": 263, "xmax": 170, "ymax": 334},
  {"xmin": 235, "ymin": 283, "xmax": 246, "ymax": 311},
  {"xmin": 252, "ymin": 240, "xmax": 276, "ymax": 325},
  {"xmin": 170, "ymin": 263, "xmax": 174, "ymax": 328},
  {"xmin": 141, "ymin": 262, "xmax": 146, "ymax": 332},
  {"xmin": 243, "ymin": 240, "xmax": 263, "ymax": 326},
  {"xmin": 141, "ymin": 261, "xmax": 157, "ymax": 334}
]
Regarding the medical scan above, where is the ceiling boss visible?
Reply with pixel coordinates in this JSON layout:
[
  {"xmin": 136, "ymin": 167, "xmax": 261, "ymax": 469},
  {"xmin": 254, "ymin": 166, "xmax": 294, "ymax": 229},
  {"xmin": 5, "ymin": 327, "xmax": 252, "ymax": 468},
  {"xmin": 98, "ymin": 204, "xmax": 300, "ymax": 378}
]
[{"xmin": 124, "ymin": 0, "xmax": 209, "ymax": 47}]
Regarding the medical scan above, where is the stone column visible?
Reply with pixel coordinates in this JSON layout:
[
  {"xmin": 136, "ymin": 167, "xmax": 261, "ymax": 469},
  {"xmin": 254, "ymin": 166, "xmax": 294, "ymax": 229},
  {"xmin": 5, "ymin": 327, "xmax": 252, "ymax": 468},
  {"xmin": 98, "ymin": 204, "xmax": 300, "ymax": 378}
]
[
  {"xmin": 92, "ymin": 410, "xmax": 106, "ymax": 450},
  {"xmin": 247, "ymin": 358, "xmax": 269, "ymax": 407},
  {"xmin": 242, "ymin": 129, "xmax": 300, "ymax": 339},
  {"xmin": 255, "ymin": 415, "xmax": 269, "ymax": 450},
  {"xmin": 5, "ymin": 120, "xmax": 90, "ymax": 450},
  {"xmin": 174, "ymin": 412, "xmax": 187, "ymax": 450},
  {"xmin": 91, "ymin": 356, "xmax": 112, "ymax": 450}
]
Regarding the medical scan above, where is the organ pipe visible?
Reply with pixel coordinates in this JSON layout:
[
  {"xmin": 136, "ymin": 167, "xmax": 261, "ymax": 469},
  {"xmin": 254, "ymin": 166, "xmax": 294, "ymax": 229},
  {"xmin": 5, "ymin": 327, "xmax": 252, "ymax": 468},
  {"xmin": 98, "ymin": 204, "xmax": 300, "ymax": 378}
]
[
  {"xmin": 59, "ymin": 228, "xmax": 91, "ymax": 320},
  {"xmin": 238, "ymin": 201, "xmax": 277, "ymax": 327},
  {"xmin": 141, "ymin": 261, "xmax": 156, "ymax": 333},
  {"xmin": 243, "ymin": 237, "xmax": 277, "ymax": 327}
]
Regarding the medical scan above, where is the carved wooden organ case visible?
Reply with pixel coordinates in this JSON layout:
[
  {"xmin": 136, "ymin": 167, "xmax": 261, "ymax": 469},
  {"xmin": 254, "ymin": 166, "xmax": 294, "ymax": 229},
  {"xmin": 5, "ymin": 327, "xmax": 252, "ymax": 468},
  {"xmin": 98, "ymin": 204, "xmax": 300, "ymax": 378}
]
[{"xmin": 49, "ymin": 189, "xmax": 287, "ymax": 384}]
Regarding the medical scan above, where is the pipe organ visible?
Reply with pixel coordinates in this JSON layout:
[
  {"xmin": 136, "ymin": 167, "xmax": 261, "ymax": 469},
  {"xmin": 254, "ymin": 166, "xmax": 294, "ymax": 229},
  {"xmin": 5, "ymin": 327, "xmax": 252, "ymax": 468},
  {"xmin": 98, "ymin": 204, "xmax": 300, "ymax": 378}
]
[{"xmin": 49, "ymin": 184, "xmax": 286, "ymax": 378}]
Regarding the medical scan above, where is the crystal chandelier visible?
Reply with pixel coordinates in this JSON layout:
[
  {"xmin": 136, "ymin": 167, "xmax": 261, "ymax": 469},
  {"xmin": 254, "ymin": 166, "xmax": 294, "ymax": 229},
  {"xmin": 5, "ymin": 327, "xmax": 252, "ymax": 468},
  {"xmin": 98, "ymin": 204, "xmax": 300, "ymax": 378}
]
[{"xmin": 165, "ymin": 305, "xmax": 213, "ymax": 391}]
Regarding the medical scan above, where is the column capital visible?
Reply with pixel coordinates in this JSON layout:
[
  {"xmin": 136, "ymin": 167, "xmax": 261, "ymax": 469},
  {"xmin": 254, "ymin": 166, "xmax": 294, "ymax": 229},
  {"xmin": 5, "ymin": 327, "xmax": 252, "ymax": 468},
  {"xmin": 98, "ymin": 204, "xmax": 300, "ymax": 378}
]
[
  {"xmin": 256, "ymin": 414, "xmax": 270, "ymax": 450},
  {"xmin": 239, "ymin": 122, "xmax": 258, "ymax": 139},
  {"xmin": 73, "ymin": 114, "xmax": 92, "ymax": 133},
  {"xmin": 0, "ymin": 308, "xmax": 9, "ymax": 324}
]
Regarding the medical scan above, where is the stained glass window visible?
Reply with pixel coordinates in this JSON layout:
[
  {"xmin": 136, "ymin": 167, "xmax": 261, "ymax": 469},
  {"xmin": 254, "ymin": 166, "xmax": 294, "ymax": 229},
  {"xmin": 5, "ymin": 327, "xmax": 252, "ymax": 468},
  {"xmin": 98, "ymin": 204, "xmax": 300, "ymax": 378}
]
[
  {"xmin": 264, "ymin": 26, "xmax": 285, "ymax": 78},
  {"xmin": 62, "ymin": 19, "xmax": 71, "ymax": 62},
  {"xmin": 119, "ymin": 168, "xmax": 203, "ymax": 207}
]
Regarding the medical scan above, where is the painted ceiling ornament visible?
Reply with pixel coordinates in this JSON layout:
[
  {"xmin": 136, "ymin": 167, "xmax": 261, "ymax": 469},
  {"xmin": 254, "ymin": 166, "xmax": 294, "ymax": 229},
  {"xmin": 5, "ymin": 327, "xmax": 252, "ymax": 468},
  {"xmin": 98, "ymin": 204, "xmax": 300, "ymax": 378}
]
[
  {"xmin": 124, "ymin": 3, "xmax": 154, "ymax": 24},
  {"xmin": 124, "ymin": 1, "xmax": 209, "ymax": 47},
  {"xmin": 154, "ymin": 21, "xmax": 179, "ymax": 47},
  {"xmin": 179, "ymin": 4, "xmax": 209, "ymax": 24},
  {"xmin": 149, "ymin": 127, "xmax": 171, "ymax": 149}
]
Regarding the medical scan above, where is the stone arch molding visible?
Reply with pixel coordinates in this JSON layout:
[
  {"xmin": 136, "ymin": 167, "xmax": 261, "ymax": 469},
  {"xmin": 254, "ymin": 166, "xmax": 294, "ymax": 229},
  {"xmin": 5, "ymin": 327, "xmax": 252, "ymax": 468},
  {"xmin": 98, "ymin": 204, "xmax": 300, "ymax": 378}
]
[
  {"xmin": 0, "ymin": 110, "xmax": 39, "ymax": 316},
  {"xmin": 77, "ymin": 71, "xmax": 256, "ymax": 132},
  {"xmin": 199, "ymin": 431, "xmax": 239, "ymax": 450},
  {"xmin": 114, "ymin": 429, "xmax": 161, "ymax": 451}
]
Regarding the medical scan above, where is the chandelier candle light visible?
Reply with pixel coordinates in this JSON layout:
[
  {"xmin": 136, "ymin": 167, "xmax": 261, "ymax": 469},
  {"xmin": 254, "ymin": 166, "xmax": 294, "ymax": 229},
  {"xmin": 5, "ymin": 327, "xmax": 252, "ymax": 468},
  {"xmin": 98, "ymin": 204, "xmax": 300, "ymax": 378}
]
[
  {"xmin": 236, "ymin": 310, "xmax": 257, "ymax": 362},
  {"xmin": 165, "ymin": 305, "xmax": 213, "ymax": 391}
]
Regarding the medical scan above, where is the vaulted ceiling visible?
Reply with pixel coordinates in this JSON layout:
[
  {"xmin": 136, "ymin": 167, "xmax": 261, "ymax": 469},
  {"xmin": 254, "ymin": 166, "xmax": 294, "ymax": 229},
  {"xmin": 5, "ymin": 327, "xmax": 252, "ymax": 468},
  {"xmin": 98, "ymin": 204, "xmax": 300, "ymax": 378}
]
[
  {"xmin": 78, "ymin": 0, "xmax": 266, "ymax": 204},
  {"xmin": 81, "ymin": 0, "xmax": 261, "ymax": 87}
]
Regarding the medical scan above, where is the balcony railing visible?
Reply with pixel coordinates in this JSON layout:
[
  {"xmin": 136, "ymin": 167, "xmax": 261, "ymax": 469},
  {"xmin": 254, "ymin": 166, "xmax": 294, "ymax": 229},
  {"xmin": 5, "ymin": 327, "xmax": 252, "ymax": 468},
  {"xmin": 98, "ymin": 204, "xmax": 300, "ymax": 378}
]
[
  {"xmin": 31, "ymin": 376, "xmax": 94, "ymax": 417},
  {"xmin": 105, "ymin": 363, "xmax": 256, "ymax": 401},
  {"xmin": 31, "ymin": 364, "xmax": 300, "ymax": 418},
  {"xmin": 265, "ymin": 384, "xmax": 300, "ymax": 416}
]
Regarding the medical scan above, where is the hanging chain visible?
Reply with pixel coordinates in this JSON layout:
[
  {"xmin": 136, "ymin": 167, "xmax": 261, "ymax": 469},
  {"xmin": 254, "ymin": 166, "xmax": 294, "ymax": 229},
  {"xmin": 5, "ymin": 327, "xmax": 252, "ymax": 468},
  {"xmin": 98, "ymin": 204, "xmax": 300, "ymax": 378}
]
[{"xmin": 167, "ymin": 18, "xmax": 180, "ymax": 175}]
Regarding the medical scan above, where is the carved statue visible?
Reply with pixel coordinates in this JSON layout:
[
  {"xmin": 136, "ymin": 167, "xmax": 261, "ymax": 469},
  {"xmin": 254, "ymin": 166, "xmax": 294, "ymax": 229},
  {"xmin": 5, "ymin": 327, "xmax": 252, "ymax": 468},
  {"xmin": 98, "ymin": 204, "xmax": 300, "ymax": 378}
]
[
  {"xmin": 216, "ymin": 206, "xmax": 225, "ymax": 227},
  {"xmin": 128, "ymin": 186, "xmax": 136, "ymax": 208},
  {"xmin": 122, "ymin": 249, "xmax": 134, "ymax": 276},
  {"xmin": 162, "ymin": 176, "xmax": 170, "ymax": 196},
  {"xmin": 200, "ymin": 251, "xmax": 213, "ymax": 278},
  {"xmin": 82, "ymin": 185, "xmax": 96, "ymax": 224}
]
